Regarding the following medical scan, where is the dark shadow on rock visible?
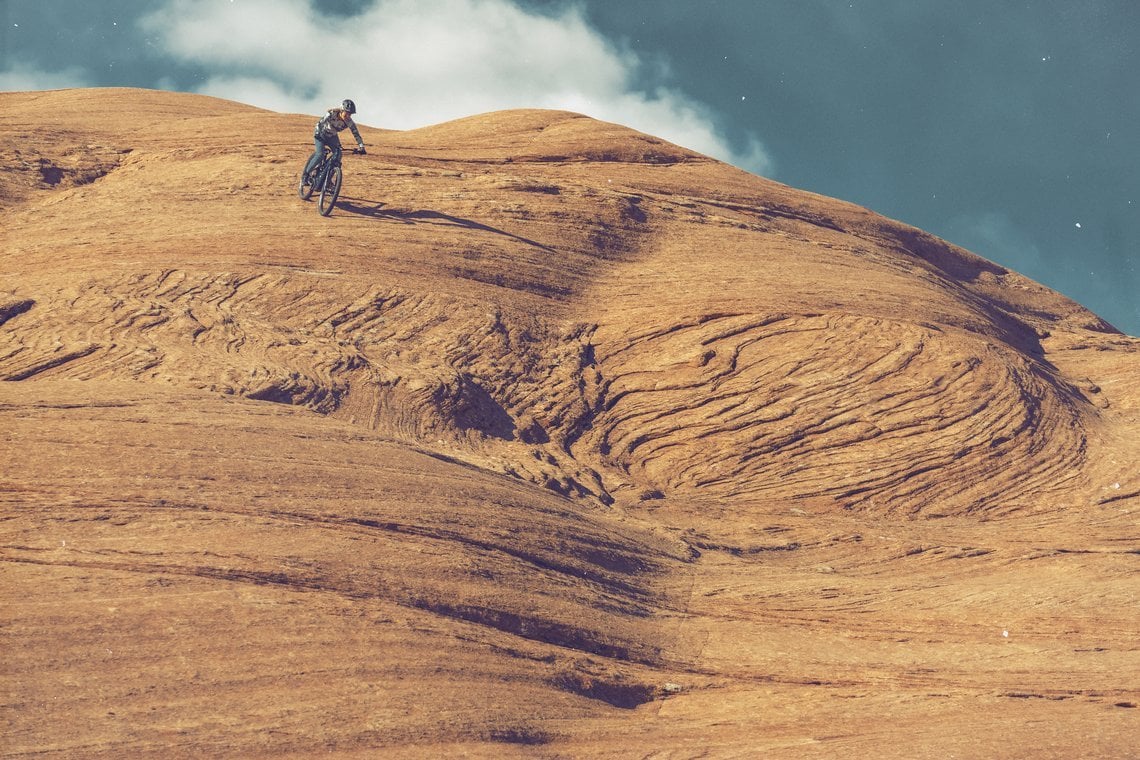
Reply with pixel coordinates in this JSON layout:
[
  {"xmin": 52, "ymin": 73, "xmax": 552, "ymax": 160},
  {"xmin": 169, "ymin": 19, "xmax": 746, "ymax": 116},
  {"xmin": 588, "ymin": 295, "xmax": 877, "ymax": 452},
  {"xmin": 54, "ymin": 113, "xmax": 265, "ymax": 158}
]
[
  {"xmin": 442, "ymin": 374, "xmax": 517, "ymax": 441},
  {"xmin": 337, "ymin": 197, "xmax": 554, "ymax": 252},
  {"xmin": 0, "ymin": 298, "xmax": 35, "ymax": 326},
  {"xmin": 890, "ymin": 226, "xmax": 1007, "ymax": 283}
]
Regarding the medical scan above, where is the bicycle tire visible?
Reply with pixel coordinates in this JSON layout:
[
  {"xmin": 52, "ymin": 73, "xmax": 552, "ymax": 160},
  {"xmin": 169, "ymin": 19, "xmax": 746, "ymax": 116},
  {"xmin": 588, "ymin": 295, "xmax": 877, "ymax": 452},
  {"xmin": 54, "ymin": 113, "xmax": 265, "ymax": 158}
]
[
  {"xmin": 298, "ymin": 162, "xmax": 317, "ymax": 200},
  {"xmin": 318, "ymin": 165, "xmax": 342, "ymax": 216}
]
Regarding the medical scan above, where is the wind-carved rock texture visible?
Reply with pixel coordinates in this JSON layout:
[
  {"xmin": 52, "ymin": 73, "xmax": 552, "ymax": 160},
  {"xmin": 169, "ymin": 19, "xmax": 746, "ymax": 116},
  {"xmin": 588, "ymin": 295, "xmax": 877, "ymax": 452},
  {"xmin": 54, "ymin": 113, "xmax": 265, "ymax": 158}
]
[{"xmin": 2, "ymin": 89, "xmax": 1137, "ymax": 758}]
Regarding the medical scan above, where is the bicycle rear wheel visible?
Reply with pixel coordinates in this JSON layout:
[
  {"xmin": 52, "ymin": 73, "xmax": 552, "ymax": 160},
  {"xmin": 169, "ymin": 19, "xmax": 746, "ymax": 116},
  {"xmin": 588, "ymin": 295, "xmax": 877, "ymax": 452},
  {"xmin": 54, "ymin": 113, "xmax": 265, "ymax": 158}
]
[{"xmin": 318, "ymin": 165, "xmax": 342, "ymax": 216}]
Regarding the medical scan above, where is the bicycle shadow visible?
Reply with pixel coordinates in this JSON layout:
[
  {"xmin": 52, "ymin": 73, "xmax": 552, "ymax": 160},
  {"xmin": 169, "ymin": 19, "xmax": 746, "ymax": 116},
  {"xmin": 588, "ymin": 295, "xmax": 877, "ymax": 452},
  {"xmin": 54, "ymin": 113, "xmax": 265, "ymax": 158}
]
[{"xmin": 336, "ymin": 197, "xmax": 554, "ymax": 252}]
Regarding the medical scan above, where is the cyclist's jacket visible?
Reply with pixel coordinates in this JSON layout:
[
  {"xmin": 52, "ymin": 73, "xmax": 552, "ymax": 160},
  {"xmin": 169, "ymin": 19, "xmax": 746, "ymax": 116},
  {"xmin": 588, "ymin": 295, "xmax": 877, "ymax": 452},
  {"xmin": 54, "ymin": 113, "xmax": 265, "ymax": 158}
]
[{"xmin": 315, "ymin": 108, "xmax": 364, "ymax": 148}]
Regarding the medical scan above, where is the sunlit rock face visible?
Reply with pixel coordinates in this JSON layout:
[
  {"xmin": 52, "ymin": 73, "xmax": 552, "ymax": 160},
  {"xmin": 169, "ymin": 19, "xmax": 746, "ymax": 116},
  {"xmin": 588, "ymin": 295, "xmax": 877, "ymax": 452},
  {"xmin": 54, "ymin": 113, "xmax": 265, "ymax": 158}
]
[{"xmin": 2, "ymin": 88, "xmax": 1137, "ymax": 758}]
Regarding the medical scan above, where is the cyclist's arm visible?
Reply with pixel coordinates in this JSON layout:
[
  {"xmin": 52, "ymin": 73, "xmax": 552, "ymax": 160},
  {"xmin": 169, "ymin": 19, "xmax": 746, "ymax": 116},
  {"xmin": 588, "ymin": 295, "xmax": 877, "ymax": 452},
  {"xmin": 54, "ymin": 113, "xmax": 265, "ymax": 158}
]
[{"xmin": 347, "ymin": 118, "xmax": 365, "ymax": 149}]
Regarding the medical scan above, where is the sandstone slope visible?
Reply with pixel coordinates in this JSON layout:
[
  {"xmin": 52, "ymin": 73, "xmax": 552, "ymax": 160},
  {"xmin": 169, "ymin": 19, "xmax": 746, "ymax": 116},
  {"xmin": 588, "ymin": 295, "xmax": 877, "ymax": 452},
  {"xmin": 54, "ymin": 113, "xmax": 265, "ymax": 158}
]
[{"xmin": 2, "ymin": 88, "xmax": 1137, "ymax": 758}]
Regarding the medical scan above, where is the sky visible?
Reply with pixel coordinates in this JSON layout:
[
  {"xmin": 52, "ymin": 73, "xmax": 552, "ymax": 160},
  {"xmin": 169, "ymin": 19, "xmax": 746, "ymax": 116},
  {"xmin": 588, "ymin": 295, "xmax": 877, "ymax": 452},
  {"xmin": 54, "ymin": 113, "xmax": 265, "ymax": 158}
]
[{"xmin": 2, "ymin": 0, "xmax": 1137, "ymax": 335}]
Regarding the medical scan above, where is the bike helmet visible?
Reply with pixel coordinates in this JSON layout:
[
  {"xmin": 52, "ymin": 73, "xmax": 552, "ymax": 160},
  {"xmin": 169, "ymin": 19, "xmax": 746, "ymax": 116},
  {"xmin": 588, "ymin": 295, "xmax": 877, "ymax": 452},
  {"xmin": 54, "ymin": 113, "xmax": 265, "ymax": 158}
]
[{"xmin": 342, "ymin": 99, "xmax": 356, "ymax": 114}]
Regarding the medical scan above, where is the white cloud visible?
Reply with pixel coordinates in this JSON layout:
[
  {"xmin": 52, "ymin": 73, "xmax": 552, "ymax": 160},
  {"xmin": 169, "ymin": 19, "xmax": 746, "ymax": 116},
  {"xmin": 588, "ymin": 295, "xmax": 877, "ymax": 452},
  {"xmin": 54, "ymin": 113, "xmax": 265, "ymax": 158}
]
[
  {"xmin": 139, "ymin": 0, "xmax": 773, "ymax": 175},
  {"xmin": 0, "ymin": 64, "xmax": 88, "ymax": 92},
  {"xmin": 195, "ymin": 76, "xmax": 312, "ymax": 115}
]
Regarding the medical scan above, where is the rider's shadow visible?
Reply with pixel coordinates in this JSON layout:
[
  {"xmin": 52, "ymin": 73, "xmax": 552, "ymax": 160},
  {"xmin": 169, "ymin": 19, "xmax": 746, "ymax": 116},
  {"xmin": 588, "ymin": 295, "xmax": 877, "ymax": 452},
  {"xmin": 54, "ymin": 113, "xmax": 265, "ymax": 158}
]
[{"xmin": 336, "ymin": 197, "xmax": 554, "ymax": 252}]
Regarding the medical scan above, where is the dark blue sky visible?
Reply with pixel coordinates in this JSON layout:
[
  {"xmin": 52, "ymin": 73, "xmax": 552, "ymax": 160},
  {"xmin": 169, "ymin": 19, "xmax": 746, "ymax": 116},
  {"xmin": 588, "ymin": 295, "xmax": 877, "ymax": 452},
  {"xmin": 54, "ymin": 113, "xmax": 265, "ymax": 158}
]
[
  {"xmin": 3, "ymin": 0, "xmax": 1136, "ymax": 334},
  {"xmin": 566, "ymin": 0, "xmax": 1139, "ymax": 335}
]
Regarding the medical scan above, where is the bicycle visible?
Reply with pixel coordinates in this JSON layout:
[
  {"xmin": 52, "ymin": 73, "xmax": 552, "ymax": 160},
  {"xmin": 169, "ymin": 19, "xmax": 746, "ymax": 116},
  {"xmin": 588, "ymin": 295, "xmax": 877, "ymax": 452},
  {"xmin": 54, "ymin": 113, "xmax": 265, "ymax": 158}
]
[{"xmin": 298, "ymin": 146, "xmax": 362, "ymax": 216}]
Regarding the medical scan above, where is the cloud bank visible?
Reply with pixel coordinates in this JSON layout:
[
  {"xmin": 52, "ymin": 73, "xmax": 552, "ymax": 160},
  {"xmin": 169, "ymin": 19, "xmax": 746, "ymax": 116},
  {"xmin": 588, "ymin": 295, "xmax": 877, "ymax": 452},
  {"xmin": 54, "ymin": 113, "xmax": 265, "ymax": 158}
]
[
  {"xmin": 138, "ymin": 0, "xmax": 772, "ymax": 175},
  {"xmin": 0, "ymin": 64, "xmax": 89, "ymax": 92}
]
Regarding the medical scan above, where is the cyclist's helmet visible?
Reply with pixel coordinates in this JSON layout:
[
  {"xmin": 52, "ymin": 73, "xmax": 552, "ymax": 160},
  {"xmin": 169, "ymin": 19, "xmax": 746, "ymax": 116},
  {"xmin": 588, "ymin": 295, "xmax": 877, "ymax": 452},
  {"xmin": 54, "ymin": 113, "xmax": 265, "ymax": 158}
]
[{"xmin": 342, "ymin": 99, "xmax": 356, "ymax": 114}]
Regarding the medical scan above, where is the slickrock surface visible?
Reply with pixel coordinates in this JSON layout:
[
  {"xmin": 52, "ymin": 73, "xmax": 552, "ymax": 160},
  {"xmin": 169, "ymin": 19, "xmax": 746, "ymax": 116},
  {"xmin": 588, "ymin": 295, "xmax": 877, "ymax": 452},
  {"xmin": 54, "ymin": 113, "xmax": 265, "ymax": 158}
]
[{"xmin": 2, "ymin": 88, "xmax": 1137, "ymax": 757}]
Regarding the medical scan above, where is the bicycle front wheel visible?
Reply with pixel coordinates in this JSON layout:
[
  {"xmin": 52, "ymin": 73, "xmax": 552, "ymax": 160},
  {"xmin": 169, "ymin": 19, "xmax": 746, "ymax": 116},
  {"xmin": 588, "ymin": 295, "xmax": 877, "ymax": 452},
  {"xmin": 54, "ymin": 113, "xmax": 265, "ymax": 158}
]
[
  {"xmin": 298, "ymin": 162, "xmax": 316, "ymax": 200},
  {"xmin": 318, "ymin": 166, "xmax": 342, "ymax": 216}
]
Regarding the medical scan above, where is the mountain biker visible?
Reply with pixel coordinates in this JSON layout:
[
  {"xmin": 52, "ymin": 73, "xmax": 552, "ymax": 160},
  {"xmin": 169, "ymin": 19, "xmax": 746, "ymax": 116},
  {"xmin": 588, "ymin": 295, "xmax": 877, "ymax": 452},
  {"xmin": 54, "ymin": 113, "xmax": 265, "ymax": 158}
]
[{"xmin": 303, "ymin": 99, "xmax": 366, "ymax": 185}]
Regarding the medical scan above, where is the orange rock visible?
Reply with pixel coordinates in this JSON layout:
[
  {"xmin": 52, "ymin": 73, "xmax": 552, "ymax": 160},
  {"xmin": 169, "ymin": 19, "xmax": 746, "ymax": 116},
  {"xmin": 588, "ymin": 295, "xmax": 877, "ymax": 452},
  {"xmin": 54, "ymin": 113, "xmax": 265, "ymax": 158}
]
[{"xmin": 2, "ymin": 88, "xmax": 1137, "ymax": 758}]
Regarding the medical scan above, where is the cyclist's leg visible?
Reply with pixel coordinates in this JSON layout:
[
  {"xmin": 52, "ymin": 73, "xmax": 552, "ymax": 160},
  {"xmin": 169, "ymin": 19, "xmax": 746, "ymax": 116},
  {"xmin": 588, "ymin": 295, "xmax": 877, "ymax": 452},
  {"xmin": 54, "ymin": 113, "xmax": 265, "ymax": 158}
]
[{"xmin": 303, "ymin": 137, "xmax": 326, "ymax": 178}]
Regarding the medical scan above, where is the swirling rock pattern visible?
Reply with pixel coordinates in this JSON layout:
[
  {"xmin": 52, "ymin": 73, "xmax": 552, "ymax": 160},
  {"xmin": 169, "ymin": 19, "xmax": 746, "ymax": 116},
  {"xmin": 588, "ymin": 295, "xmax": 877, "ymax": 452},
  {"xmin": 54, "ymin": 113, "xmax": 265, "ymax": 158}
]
[{"xmin": 2, "ymin": 89, "xmax": 1137, "ymax": 757}]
